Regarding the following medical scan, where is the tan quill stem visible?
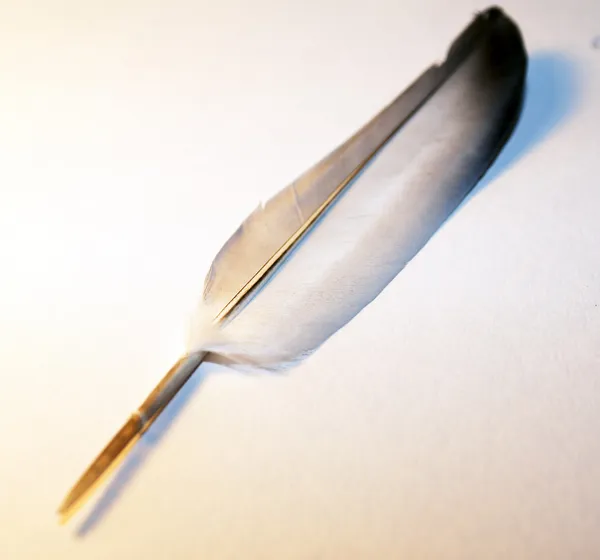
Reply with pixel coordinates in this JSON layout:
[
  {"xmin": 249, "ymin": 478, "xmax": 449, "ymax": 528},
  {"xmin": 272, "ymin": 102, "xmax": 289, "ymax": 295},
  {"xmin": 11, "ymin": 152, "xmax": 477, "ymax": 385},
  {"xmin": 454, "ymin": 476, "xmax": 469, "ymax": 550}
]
[{"xmin": 57, "ymin": 352, "xmax": 206, "ymax": 523}]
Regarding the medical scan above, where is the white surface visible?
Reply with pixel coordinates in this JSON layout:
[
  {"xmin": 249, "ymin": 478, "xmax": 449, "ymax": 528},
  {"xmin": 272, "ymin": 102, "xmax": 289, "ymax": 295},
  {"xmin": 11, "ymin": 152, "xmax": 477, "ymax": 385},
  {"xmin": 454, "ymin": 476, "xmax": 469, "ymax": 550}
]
[{"xmin": 1, "ymin": 1, "xmax": 599, "ymax": 558}]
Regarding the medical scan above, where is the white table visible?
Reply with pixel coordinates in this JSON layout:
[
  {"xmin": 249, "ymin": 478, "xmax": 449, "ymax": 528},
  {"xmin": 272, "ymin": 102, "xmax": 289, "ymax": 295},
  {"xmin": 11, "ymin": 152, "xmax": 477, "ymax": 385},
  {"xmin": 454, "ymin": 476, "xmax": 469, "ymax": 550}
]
[{"xmin": 1, "ymin": 1, "xmax": 600, "ymax": 558}]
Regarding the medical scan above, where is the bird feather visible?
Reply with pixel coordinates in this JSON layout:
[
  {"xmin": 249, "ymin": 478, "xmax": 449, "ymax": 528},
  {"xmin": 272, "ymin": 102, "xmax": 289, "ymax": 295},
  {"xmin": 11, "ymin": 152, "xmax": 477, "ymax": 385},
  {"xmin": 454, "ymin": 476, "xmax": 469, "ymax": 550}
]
[{"xmin": 57, "ymin": 7, "xmax": 528, "ymax": 521}]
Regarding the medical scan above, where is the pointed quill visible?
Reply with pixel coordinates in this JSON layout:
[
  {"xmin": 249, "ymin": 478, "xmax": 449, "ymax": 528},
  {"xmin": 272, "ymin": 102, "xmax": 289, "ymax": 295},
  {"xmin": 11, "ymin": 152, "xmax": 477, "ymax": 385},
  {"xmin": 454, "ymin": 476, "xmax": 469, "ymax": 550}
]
[{"xmin": 58, "ymin": 6, "xmax": 527, "ymax": 522}]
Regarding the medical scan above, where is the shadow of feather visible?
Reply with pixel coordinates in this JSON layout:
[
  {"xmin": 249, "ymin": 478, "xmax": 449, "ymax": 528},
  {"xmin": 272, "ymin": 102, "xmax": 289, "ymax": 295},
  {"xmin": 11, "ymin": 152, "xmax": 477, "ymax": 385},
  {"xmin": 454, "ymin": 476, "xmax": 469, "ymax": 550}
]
[
  {"xmin": 466, "ymin": 50, "xmax": 580, "ymax": 201},
  {"xmin": 74, "ymin": 366, "xmax": 211, "ymax": 538}
]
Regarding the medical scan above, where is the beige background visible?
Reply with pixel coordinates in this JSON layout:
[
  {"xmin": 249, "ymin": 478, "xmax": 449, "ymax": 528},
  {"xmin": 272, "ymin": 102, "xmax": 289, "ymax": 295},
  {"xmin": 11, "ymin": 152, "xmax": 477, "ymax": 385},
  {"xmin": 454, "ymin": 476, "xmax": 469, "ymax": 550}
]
[{"xmin": 1, "ymin": 0, "xmax": 600, "ymax": 558}]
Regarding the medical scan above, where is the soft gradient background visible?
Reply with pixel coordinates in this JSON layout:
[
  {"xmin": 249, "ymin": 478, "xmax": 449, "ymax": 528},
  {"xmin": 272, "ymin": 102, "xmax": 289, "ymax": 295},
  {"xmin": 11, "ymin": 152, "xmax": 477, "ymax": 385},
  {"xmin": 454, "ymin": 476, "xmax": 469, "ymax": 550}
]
[{"xmin": 1, "ymin": 0, "xmax": 599, "ymax": 558}]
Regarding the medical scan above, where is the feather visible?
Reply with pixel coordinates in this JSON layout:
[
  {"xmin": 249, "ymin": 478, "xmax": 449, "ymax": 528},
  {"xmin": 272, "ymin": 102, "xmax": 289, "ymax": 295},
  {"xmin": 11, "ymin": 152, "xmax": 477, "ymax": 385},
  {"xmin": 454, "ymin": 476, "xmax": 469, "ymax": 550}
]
[{"xmin": 58, "ymin": 6, "xmax": 528, "ymax": 521}]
